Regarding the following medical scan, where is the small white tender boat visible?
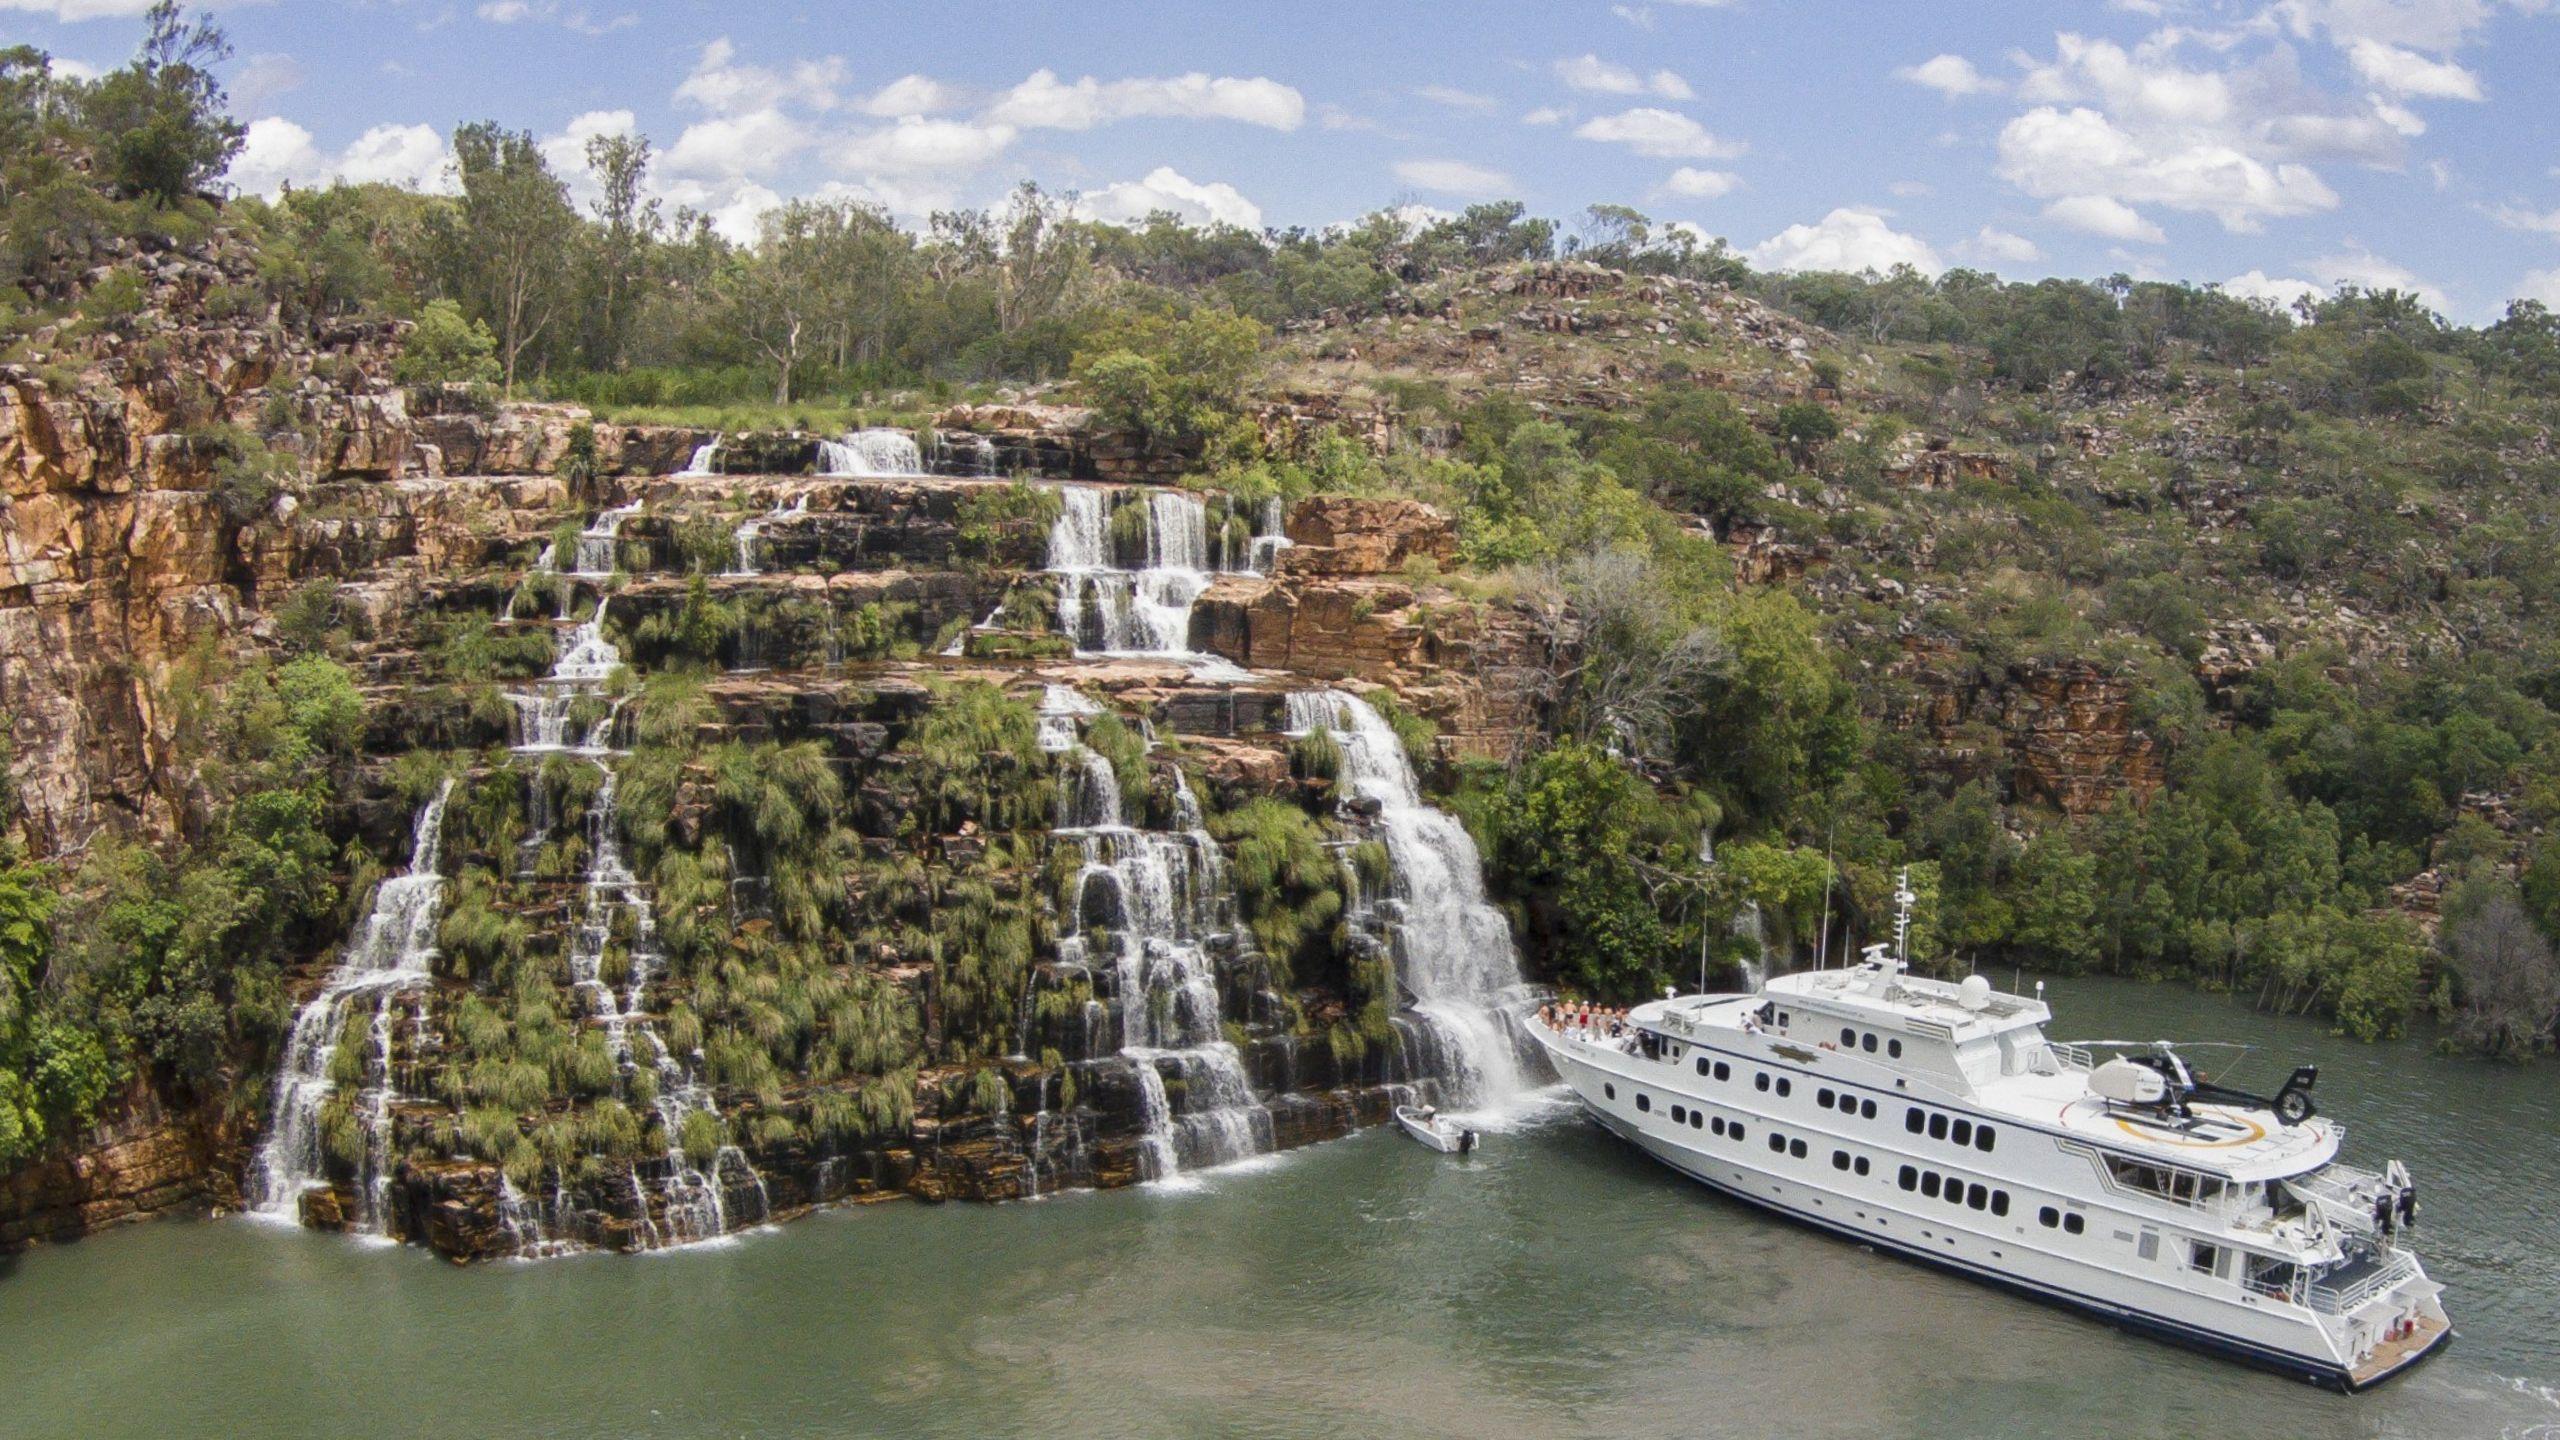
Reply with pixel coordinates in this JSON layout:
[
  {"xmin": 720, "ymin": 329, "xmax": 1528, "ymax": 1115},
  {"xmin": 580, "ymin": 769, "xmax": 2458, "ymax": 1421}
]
[{"xmin": 1396, "ymin": 1104, "xmax": 1479, "ymax": 1155}]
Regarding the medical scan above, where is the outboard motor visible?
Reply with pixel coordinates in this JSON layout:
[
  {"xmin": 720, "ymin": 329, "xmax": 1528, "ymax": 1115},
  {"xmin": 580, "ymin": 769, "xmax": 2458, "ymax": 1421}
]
[{"xmin": 2386, "ymin": 1159, "xmax": 2418, "ymax": 1231}]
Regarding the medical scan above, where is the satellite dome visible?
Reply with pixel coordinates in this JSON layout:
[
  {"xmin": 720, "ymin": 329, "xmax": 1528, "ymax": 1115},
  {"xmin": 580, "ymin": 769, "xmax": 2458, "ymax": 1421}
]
[{"xmin": 1957, "ymin": 974, "xmax": 1992, "ymax": 1011}]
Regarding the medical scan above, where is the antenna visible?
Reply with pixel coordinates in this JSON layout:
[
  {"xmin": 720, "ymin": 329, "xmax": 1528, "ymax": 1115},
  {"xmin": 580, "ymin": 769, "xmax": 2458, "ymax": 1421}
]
[
  {"xmin": 1815, "ymin": 818, "xmax": 1837, "ymax": 972},
  {"xmin": 1892, "ymin": 866, "xmax": 1916, "ymax": 971}
]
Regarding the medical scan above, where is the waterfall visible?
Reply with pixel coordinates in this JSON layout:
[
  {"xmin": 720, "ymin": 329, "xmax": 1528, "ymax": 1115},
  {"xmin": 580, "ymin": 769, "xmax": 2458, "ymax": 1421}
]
[
  {"xmin": 572, "ymin": 503, "xmax": 639, "ymax": 578},
  {"xmin": 1286, "ymin": 690, "xmax": 1530, "ymax": 1109},
  {"xmin": 1038, "ymin": 687, "xmax": 1272, "ymax": 1180},
  {"xmin": 1047, "ymin": 487, "xmax": 1260, "ymax": 668},
  {"xmin": 818, "ymin": 428, "xmax": 923, "ymax": 477},
  {"xmin": 1246, "ymin": 496, "xmax": 1292, "ymax": 575},
  {"xmin": 731, "ymin": 493, "xmax": 809, "ymax": 576},
  {"xmin": 510, "ymin": 596, "xmax": 622, "ymax": 753},
  {"xmin": 676, "ymin": 435, "xmax": 721, "ymax": 477},
  {"xmin": 248, "ymin": 780, "xmax": 456, "ymax": 1232}
]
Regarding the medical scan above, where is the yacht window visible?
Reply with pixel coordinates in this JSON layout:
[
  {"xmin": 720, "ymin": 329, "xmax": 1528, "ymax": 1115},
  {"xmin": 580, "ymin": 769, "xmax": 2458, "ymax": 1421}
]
[
  {"xmin": 1671, "ymin": 1104, "xmax": 1687, "ymax": 1124},
  {"xmin": 1966, "ymin": 1183, "xmax": 1988, "ymax": 1210},
  {"xmin": 1854, "ymin": 1157, "xmax": 1871, "ymax": 1177},
  {"xmin": 2190, "ymin": 1242, "xmax": 2222, "ymax": 1276},
  {"xmin": 1732, "ymin": 1124, "xmax": 1745, "ymax": 1143},
  {"xmin": 1711, "ymin": 1117, "xmax": 1726, "ymax": 1137},
  {"xmin": 1861, "ymin": 1100, "xmax": 1878, "ymax": 1119},
  {"xmin": 1696, "ymin": 1057, "xmax": 1713, "ymax": 1078},
  {"xmin": 2039, "ymin": 1206, "xmax": 2060, "ymax": 1228},
  {"xmin": 1991, "ymin": 1191, "xmax": 2010, "ymax": 1217},
  {"xmin": 1768, "ymin": 1132, "xmax": 1786, "ymax": 1153},
  {"xmin": 1905, "ymin": 1108, "xmax": 1926, "ymax": 1134},
  {"xmin": 1755, "ymin": 1073, "xmax": 1771, "ymax": 1092},
  {"xmin": 2137, "ymin": 1231, "xmax": 2160, "ymax": 1263},
  {"xmin": 1714, "ymin": 1061, "xmax": 1731, "ymax": 1082},
  {"xmin": 1898, "ymin": 1165, "xmax": 1918, "ymax": 1192},
  {"xmin": 1951, "ymin": 1119, "xmax": 1973, "ymax": 1146},
  {"xmin": 1690, "ymin": 1110, "xmax": 1703, "ymax": 1130},
  {"xmin": 1888, "ymin": 1039, "xmax": 1903, "ymax": 1059},
  {"xmin": 1775, "ymin": 1079, "xmax": 1793, "ymax": 1098},
  {"xmin": 1790, "ymin": 1139, "xmax": 1808, "ymax": 1159},
  {"xmin": 1604, "ymin": 1084, "xmax": 1617, "ymax": 1101},
  {"xmin": 1861, "ymin": 1033, "xmax": 1878, "ymax": 1053},
  {"xmin": 1841, "ymin": 1027, "xmax": 1856, "ymax": 1046},
  {"xmin": 1777, "ymin": 1010, "xmax": 1789, "ymax": 1028},
  {"xmin": 2062, "ymin": 1213, "xmax": 2085, "ymax": 1235},
  {"xmin": 1921, "ymin": 1172, "xmax": 1942, "ymax": 1199},
  {"xmin": 1636, "ymin": 1094, "xmax": 1651, "ymax": 1113},
  {"xmin": 1976, "ymin": 1127, "xmax": 1996, "ymax": 1153},
  {"xmin": 1928, "ymin": 1114, "xmax": 1949, "ymax": 1141},
  {"xmin": 1832, "ymin": 1150, "xmax": 1851, "ymax": 1171},
  {"xmin": 1819, "ymin": 1088, "xmax": 1836, "ymax": 1108}
]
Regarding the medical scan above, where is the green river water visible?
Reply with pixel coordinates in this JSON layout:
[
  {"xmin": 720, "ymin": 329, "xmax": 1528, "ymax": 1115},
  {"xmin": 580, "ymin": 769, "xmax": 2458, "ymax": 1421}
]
[{"xmin": 1, "ymin": 974, "xmax": 2553, "ymax": 1440}]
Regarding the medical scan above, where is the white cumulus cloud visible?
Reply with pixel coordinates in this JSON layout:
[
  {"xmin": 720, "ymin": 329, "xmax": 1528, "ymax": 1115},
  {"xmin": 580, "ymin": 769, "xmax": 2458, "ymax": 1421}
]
[
  {"xmin": 985, "ymin": 69, "xmax": 1304, "ymax": 131},
  {"xmin": 1393, "ymin": 158, "xmax": 1516, "ymax": 196},
  {"xmin": 1965, "ymin": 227, "xmax": 2044, "ymax": 264},
  {"xmin": 1658, "ymin": 166, "xmax": 1739, "ymax": 199},
  {"xmin": 2345, "ymin": 39, "xmax": 2484, "ymax": 99},
  {"xmin": 1573, "ymin": 107, "xmax": 1741, "ymax": 160},
  {"xmin": 830, "ymin": 117, "xmax": 1016, "ymax": 175},
  {"xmin": 228, "ymin": 118, "xmax": 457, "ymax": 197},
  {"xmin": 2520, "ymin": 268, "xmax": 2560, "ymax": 307},
  {"xmin": 1554, "ymin": 54, "xmax": 1693, "ymax": 100},
  {"xmin": 0, "ymin": 0, "xmax": 155, "ymax": 17},
  {"xmin": 1416, "ymin": 85, "xmax": 1497, "ymax": 111},
  {"xmin": 861, "ymin": 75, "xmax": 961, "ymax": 118},
  {"xmin": 2221, "ymin": 269, "xmax": 2324, "ymax": 311},
  {"xmin": 1898, "ymin": 55, "xmax": 2001, "ymax": 98},
  {"xmin": 1996, "ymin": 104, "xmax": 2338, "ymax": 232},
  {"xmin": 1083, "ymin": 167, "xmax": 1264, "ymax": 229},
  {"xmin": 675, "ymin": 38, "xmax": 846, "ymax": 115},
  {"xmin": 665, "ymin": 107, "xmax": 809, "ymax": 179},
  {"xmin": 2043, "ymin": 193, "xmax": 2168, "ymax": 243},
  {"xmin": 1746, "ymin": 207, "xmax": 1942, "ymax": 275},
  {"xmin": 2305, "ymin": 245, "xmax": 2449, "ymax": 311}
]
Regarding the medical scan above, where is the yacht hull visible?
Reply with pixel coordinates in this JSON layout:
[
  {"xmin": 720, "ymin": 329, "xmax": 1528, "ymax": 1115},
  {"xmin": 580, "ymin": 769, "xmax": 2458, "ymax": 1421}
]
[{"xmin": 1541, "ymin": 1027, "xmax": 2449, "ymax": 1392}]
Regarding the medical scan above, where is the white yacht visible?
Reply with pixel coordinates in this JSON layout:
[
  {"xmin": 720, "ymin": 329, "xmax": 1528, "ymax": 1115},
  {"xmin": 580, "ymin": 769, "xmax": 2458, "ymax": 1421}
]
[{"xmin": 1532, "ymin": 877, "xmax": 2451, "ymax": 1391}]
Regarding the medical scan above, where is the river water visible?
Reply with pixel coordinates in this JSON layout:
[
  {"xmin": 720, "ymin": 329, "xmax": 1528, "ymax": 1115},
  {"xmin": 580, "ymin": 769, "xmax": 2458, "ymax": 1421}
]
[{"xmin": 1, "ymin": 975, "xmax": 2553, "ymax": 1440}]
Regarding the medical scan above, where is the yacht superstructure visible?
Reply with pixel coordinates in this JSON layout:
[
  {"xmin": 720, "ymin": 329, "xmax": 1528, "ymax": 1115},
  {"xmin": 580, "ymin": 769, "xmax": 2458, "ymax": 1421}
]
[{"xmin": 1534, "ymin": 877, "xmax": 2451, "ymax": 1390}]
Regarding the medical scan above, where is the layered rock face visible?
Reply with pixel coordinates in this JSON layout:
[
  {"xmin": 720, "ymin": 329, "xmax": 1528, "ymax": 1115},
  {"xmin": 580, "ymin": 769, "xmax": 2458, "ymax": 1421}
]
[
  {"xmin": 1887, "ymin": 644, "xmax": 2166, "ymax": 815},
  {"xmin": 1191, "ymin": 496, "xmax": 1553, "ymax": 760}
]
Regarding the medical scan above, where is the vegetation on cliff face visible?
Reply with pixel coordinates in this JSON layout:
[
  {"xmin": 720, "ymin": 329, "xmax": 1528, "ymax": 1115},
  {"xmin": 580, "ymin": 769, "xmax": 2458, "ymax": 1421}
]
[{"xmin": 5, "ymin": 3, "xmax": 2559, "ymax": 1208}]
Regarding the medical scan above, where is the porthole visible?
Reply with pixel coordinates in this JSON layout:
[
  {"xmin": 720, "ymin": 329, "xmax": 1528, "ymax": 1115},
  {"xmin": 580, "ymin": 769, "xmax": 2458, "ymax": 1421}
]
[
  {"xmin": 1636, "ymin": 1093, "xmax": 1651, "ymax": 1113},
  {"xmin": 1671, "ymin": 1104, "xmax": 1687, "ymax": 1124},
  {"xmin": 1921, "ymin": 1172, "xmax": 1942, "ymax": 1199},
  {"xmin": 1861, "ymin": 1099, "xmax": 1878, "ymax": 1119},
  {"xmin": 1862, "ymin": 1033, "xmax": 1878, "ymax": 1053},
  {"xmin": 1819, "ymin": 1088, "xmax": 1836, "ymax": 1108},
  {"xmin": 1952, "ymin": 1120, "xmax": 1973, "ymax": 1147},
  {"xmin": 1991, "ymin": 1191, "xmax": 2010, "ymax": 1217},
  {"xmin": 1976, "ymin": 1127, "xmax": 1996, "ymax": 1153},
  {"xmin": 1755, "ymin": 1072, "xmax": 1771, "ymax": 1092},
  {"xmin": 2063, "ymin": 1214, "xmax": 2086, "ymax": 1236},
  {"xmin": 1888, "ymin": 1039, "xmax": 1903, "ymax": 1059},
  {"xmin": 1696, "ymin": 1056, "xmax": 1712, "ymax": 1078},
  {"xmin": 1776, "ymin": 1078, "xmax": 1792, "ymax": 1098},
  {"xmin": 1905, "ymin": 1108, "xmax": 1925, "ymax": 1134},
  {"xmin": 1714, "ymin": 1061, "xmax": 1731, "ymax": 1082},
  {"xmin": 1790, "ymin": 1139, "xmax": 1808, "ymax": 1159},
  {"xmin": 1928, "ymin": 1114, "xmax": 1949, "ymax": 1141},
  {"xmin": 2039, "ymin": 1206, "xmax": 2060, "ymax": 1228},
  {"xmin": 1841, "ymin": 1027, "xmax": 1856, "ymax": 1046},
  {"xmin": 1768, "ymin": 1132, "xmax": 1786, "ymax": 1153},
  {"xmin": 1712, "ymin": 1116, "xmax": 1726, "ymax": 1137},
  {"xmin": 1898, "ymin": 1165, "xmax": 1917, "ymax": 1192},
  {"xmin": 1832, "ymin": 1150, "xmax": 1851, "ymax": 1171},
  {"xmin": 1604, "ymin": 1083, "xmax": 1617, "ymax": 1101},
  {"xmin": 1967, "ymin": 1183, "xmax": 1988, "ymax": 1211},
  {"xmin": 1690, "ymin": 1110, "xmax": 1704, "ymax": 1130},
  {"xmin": 1854, "ymin": 1156, "xmax": 1872, "ymax": 1177}
]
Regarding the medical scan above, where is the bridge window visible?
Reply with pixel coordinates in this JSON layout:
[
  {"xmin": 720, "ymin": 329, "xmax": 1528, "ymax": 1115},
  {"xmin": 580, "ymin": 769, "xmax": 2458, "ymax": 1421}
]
[
  {"xmin": 1898, "ymin": 1165, "xmax": 1917, "ymax": 1192},
  {"xmin": 1921, "ymin": 1172, "xmax": 1942, "ymax": 1199},
  {"xmin": 1966, "ymin": 1183, "xmax": 1988, "ymax": 1211},
  {"xmin": 1951, "ymin": 1119, "xmax": 1973, "ymax": 1147},
  {"xmin": 1928, "ymin": 1114, "xmax": 1949, "ymax": 1141},
  {"xmin": 1990, "ymin": 1191, "xmax": 2009, "ymax": 1217},
  {"xmin": 1861, "ymin": 1099, "xmax": 1878, "ymax": 1119},
  {"xmin": 2190, "ymin": 1242, "xmax": 2223, "ymax": 1277},
  {"xmin": 1976, "ymin": 1127, "xmax": 1996, "ymax": 1153},
  {"xmin": 1905, "ymin": 1108, "xmax": 1925, "ymax": 1134}
]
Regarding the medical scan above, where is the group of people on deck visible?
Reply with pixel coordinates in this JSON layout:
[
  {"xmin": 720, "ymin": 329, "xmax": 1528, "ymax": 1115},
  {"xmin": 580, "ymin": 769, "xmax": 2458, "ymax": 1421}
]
[{"xmin": 1540, "ymin": 1001, "xmax": 1632, "ymax": 1047}]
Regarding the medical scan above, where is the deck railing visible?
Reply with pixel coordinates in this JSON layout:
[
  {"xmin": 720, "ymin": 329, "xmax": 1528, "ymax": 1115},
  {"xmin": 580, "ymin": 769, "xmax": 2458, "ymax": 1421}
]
[{"xmin": 2306, "ymin": 1247, "xmax": 2418, "ymax": 1315}]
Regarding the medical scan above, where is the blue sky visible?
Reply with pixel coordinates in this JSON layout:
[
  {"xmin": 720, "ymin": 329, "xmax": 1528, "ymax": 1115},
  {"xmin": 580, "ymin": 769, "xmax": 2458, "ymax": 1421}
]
[{"xmin": 8, "ymin": 0, "xmax": 2558, "ymax": 321}]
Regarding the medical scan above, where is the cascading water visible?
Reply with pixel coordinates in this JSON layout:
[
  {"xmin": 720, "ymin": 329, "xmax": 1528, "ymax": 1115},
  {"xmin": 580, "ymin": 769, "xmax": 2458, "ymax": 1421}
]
[
  {"xmin": 248, "ymin": 780, "xmax": 456, "ymax": 1232},
  {"xmin": 1287, "ymin": 690, "xmax": 1530, "ymax": 1108},
  {"xmin": 818, "ymin": 428, "xmax": 924, "ymax": 477},
  {"xmin": 676, "ymin": 436, "xmax": 721, "ymax": 477},
  {"xmin": 1046, "ymin": 488, "xmax": 1285, "ymax": 667},
  {"xmin": 730, "ymin": 492, "xmax": 809, "ymax": 576},
  {"xmin": 572, "ymin": 503, "xmax": 639, "ymax": 578},
  {"xmin": 1037, "ymin": 687, "xmax": 1272, "ymax": 1181},
  {"xmin": 509, "ymin": 596, "xmax": 622, "ymax": 754},
  {"xmin": 930, "ymin": 431, "xmax": 999, "ymax": 477}
]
